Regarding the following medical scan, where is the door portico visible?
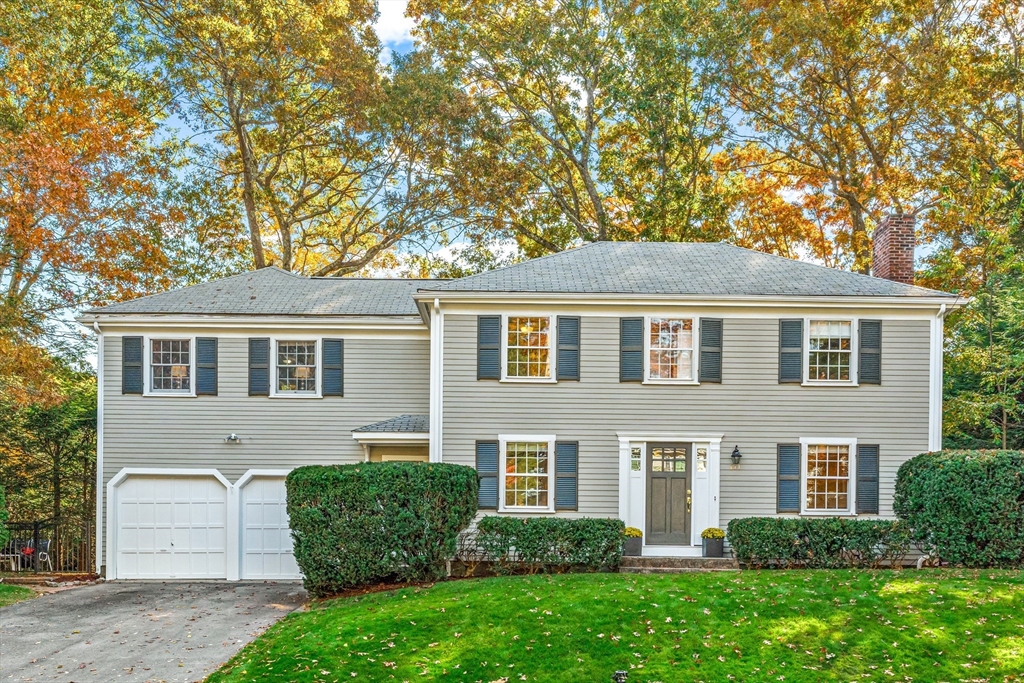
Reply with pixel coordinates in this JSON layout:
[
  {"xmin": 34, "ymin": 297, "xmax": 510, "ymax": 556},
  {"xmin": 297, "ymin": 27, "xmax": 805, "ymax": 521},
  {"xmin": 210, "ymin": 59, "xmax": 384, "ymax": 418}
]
[{"xmin": 618, "ymin": 432, "xmax": 722, "ymax": 557}]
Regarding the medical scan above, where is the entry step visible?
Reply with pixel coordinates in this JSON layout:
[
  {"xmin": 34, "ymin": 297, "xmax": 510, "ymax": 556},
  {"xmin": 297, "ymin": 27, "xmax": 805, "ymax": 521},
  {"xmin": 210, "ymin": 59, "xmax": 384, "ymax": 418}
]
[{"xmin": 619, "ymin": 556, "xmax": 739, "ymax": 573}]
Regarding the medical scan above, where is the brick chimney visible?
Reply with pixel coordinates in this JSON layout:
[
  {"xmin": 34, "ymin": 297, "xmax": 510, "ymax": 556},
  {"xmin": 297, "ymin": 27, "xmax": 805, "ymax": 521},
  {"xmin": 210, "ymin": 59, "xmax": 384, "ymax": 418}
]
[{"xmin": 872, "ymin": 213, "xmax": 916, "ymax": 284}]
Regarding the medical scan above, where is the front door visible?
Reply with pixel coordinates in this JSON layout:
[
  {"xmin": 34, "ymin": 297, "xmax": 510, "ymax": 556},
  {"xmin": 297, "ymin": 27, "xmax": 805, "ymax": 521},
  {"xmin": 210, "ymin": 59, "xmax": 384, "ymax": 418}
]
[{"xmin": 645, "ymin": 443, "xmax": 692, "ymax": 545}]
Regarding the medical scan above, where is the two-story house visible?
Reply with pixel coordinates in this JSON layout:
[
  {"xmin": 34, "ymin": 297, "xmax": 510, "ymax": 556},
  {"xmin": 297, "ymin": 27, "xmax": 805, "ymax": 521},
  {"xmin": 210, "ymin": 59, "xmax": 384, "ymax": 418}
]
[{"xmin": 79, "ymin": 215, "xmax": 961, "ymax": 580}]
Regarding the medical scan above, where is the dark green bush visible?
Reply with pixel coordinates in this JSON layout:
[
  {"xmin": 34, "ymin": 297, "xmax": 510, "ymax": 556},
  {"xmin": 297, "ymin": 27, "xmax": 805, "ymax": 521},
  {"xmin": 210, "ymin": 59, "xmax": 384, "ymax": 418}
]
[
  {"xmin": 894, "ymin": 450, "xmax": 1024, "ymax": 567},
  {"xmin": 727, "ymin": 517, "xmax": 911, "ymax": 568},
  {"xmin": 474, "ymin": 516, "xmax": 624, "ymax": 573},
  {"xmin": 286, "ymin": 462, "xmax": 478, "ymax": 597}
]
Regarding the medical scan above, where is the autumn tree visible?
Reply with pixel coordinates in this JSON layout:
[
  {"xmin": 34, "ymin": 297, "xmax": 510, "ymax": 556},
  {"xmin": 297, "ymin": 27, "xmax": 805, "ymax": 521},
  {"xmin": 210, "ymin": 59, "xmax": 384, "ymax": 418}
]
[
  {"xmin": 137, "ymin": 0, "xmax": 476, "ymax": 275},
  {"xmin": 0, "ymin": 0, "xmax": 195, "ymax": 403},
  {"xmin": 715, "ymin": 0, "xmax": 939, "ymax": 272},
  {"xmin": 409, "ymin": 0, "xmax": 732, "ymax": 254}
]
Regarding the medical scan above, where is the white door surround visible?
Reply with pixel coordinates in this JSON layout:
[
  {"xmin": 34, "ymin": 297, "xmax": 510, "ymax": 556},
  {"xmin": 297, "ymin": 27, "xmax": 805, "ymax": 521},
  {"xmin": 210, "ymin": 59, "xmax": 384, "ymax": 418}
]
[
  {"xmin": 617, "ymin": 432, "xmax": 723, "ymax": 558},
  {"xmin": 106, "ymin": 467, "xmax": 297, "ymax": 581}
]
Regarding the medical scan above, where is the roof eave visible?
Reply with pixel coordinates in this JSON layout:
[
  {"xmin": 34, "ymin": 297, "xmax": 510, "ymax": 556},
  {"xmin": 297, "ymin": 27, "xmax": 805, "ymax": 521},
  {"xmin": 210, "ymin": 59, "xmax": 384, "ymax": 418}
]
[{"xmin": 412, "ymin": 290, "xmax": 963, "ymax": 309}]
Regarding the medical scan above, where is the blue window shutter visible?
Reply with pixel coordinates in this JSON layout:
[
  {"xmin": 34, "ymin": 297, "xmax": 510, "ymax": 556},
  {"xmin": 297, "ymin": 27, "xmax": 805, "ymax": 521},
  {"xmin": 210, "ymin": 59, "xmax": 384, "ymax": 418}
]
[
  {"xmin": 777, "ymin": 443, "xmax": 801, "ymax": 513},
  {"xmin": 557, "ymin": 316, "xmax": 580, "ymax": 381},
  {"xmin": 322, "ymin": 339, "xmax": 344, "ymax": 396},
  {"xmin": 476, "ymin": 441, "xmax": 499, "ymax": 509},
  {"xmin": 248, "ymin": 338, "xmax": 270, "ymax": 396},
  {"xmin": 555, "ymin": 441, "xmax": 578, "ymax": 510},
  {"xmin": 477, "ymin": 316, "xmax": 500, "ymax": 380},
  {"xmin": 856, "ymin": 444, "xmax": 880, "ymax": 514},
  {"xmin": 859, "ymin": 320, "xmax": 882, "ymax": 384},
  {"xmin": 122, "ymin": 336, "xmax": 143, "ymax": 394},
  {"xmin": 620, "ymin": 317, "xmax": 643, "ymax": 382},
  {"xmin": 698, "ymin": 318, "xmax": 723, "ymax": 383},
  {"xmin": 196, "ymin": 338, "xmax": 218, "ymax": 396},
  {"xmin": 779, "ymin": 319, "xmax": 804, "ymax": 383}
]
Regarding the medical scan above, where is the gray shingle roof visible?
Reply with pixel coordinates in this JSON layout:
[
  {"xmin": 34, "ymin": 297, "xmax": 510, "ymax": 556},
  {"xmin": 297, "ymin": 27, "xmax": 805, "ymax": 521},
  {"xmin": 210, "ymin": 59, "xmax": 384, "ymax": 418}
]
[
  {"xmin": 417, "ymin": 242, "xmax": 956, "ymax": 298},
  {"xmin": 86, "ymin": 267, "xmax": 442, "ymax": 316},
  {"xmin": 352, "ymin": 414, "xmax": 429, "ymax": 433}
]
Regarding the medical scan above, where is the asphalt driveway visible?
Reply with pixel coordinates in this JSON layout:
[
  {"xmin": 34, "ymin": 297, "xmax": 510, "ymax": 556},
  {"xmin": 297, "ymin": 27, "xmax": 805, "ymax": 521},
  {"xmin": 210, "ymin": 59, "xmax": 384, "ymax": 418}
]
[{"xmin": 0, "ymin": 581, "xmax": 306, "ymax": 682}]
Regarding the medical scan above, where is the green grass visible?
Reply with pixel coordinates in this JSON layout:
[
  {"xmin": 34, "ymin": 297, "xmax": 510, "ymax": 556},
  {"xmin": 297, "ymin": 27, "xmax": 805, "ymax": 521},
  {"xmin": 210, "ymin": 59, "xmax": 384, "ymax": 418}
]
[
  {"xmin": 209, "ymin": 570, "xmax": 1024, "ymax": 683},
  {"xmin": 0, "ymin": 583, "xmax": 34, "ymax": 607}
]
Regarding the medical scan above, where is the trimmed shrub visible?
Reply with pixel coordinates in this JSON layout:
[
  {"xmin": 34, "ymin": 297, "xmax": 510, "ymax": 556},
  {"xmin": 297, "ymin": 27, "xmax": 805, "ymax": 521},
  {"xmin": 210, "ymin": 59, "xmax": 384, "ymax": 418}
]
[
  {"xmin": 287, "ymin": 462, "xmax": 478, "ymax": 597},
  {"xmin": 474, "ymin": 516, "xmax": 624, "ymax": 573},
  {"xmin": 727, "ymin": 517, "xmax": 911, "ymax": 568},
  {"xmin": 895, "ymin": 450, "xmax": 1024, "ymax": 567}
]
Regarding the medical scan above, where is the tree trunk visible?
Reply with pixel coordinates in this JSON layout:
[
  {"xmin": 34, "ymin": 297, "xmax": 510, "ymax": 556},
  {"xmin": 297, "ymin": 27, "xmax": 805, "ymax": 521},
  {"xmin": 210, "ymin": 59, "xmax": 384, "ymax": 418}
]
[
  {"xmin": 224, "ymin": 78, "xmax": 267, "ymax": 270},
  {"xmin": 849, "ymin": 204, "xmax": 870, "ymax": 275}
]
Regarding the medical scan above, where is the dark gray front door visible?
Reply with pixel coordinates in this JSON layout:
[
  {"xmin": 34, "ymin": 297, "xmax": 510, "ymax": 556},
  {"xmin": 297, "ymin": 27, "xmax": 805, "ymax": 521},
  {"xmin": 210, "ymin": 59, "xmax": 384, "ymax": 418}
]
[{"xmin": 645, "ymin": 443, "xmax": 692, "ymax": 545}]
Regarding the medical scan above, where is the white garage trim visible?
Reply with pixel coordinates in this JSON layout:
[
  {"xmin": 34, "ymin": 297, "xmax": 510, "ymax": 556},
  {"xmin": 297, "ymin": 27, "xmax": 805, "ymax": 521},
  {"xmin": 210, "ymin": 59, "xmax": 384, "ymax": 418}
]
[
  {"xmin": 237, "ymin": 470, "xmax": 300, "ymax": 580},
  {"xmin": 106, "ymin": 468, "xmax": 231, "ymax": 580}
]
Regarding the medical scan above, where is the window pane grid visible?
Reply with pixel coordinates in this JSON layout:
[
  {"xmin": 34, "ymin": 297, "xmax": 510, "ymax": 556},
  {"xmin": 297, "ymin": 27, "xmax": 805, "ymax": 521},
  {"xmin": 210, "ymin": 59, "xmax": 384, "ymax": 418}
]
[
  {"xmin": 504, "ymin": 442, "xmax": 549, "ymax": 508},
  {"xmin": 648, "ymin": 318, "xmax": 693, "ymax": 380},
  {"xmin": 506, "ymin": 317, "xmax": 551, "ymax": 378},
  {"xmin": 808, "ymin": 320, "xmax": 852, "ymax": 381},
  {"xmin": 151, "ymin": 340, "xmax": 191, "ymax": 391},
  {"xmin": 805, "ymin": 444, "xmax": 850, "ymax": 511},
  {"xmin": 277, "ymin": 341, "xmax": 317, "ymax": 393}
]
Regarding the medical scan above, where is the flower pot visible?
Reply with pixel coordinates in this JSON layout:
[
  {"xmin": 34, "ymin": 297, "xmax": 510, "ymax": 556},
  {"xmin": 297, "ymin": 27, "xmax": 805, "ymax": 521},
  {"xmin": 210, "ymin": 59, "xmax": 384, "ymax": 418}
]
[
  {"xmin": 702, "ymin": 538, "xmax": 724, "ymax": 558},
  {"xmin": 623, "ymin": 537, "xmax": 643, "ymax": 557}
]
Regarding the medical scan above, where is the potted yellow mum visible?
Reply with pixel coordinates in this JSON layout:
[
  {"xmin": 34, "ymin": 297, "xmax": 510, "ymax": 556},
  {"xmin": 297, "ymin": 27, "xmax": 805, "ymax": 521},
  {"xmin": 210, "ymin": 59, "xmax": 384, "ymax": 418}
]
[
  {"xmin": 701, "ymin": 527, "xmax": 725, "ymax": 558},
  {"xmin": 623, "ymin": 527, "xmax": 643, "ymax": 556}
]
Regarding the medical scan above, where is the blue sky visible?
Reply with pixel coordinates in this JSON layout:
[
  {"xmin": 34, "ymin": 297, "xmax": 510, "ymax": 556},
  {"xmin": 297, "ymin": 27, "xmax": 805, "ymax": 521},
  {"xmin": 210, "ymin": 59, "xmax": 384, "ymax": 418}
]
[{"xmin": 376, "ymin": 0, "xmax": 416, "ymax": 60}]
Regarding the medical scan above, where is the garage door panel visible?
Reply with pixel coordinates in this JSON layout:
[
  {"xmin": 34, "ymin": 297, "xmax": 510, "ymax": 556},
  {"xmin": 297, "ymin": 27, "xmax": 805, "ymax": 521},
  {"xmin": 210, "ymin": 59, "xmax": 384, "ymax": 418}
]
[
  {"xmin": 117, "ymin": 476, "xmax": 227, "ymax": 579},
  {"xmin": 241, "ymin": 477, "xmax": 300, "ymax": 580}
]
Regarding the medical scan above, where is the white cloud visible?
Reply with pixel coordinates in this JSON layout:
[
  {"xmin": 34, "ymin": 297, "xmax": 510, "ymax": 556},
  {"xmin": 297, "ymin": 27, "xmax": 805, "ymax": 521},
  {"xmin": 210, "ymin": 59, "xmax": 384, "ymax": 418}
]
[{"xmin": 375, "ymin": 0, "xmax": 415, "ymax": 47}]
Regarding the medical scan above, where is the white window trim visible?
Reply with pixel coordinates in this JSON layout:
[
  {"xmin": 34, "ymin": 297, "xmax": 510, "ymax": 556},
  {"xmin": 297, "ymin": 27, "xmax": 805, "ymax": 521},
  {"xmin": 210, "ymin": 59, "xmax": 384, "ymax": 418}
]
[
  {"xmin": 498, "ymin": 434, "xmax": 557, "ymax": 513},
  {"xmin": 269, "ymin": 337, "xmax": 323, "ymax": 399},
  {"xmin": 803, "ymin": 317, "xmax": 859, "ymax": 386},
  {"xmin": 799, "ymin": 436, "xmax": 857, "ymax": 516},
  {"xmin": 499, "ymin": 315, "xmax": 557, "ymax": 383},
  {"xmin": 643, "ymin": 315, "xmax": 700, "ymax": 385},
  {"xmin": 143, "ymin": 335, "xmax": 197, "ymax": 397}
]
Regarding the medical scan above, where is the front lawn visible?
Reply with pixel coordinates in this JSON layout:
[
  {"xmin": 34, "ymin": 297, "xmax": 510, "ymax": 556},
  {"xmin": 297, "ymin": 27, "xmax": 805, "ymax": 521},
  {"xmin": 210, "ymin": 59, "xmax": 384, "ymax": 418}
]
[
  {"xmin": 209, "ymin": 570, "xmax": 1024, "ymax": 682},
  {"xmin": 0, "ymin": 583, "xmax": 34, "ymax": 607}
]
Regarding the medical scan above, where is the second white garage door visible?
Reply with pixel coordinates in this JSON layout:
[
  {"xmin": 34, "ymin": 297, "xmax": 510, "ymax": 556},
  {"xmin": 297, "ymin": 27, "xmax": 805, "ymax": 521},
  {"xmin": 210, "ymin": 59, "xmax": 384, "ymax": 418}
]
[
  {"xmin": 117, "ymin": 476, "xmax": 228, "ymax": 579},
  {"xmin": 241, "ymin": 477, "xmax": 300, "ymax": 579}
]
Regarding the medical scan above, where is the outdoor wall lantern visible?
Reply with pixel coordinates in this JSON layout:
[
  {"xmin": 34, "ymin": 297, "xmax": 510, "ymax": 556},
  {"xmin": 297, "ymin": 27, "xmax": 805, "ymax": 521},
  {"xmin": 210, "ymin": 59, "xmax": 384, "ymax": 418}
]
[
  {"xmin": 224, "ymin": 433, "xmax": 242, "ymax": 444},
  {"xmin": 731, "ymin": 445, "xmax": 742, "ymax": 468}
]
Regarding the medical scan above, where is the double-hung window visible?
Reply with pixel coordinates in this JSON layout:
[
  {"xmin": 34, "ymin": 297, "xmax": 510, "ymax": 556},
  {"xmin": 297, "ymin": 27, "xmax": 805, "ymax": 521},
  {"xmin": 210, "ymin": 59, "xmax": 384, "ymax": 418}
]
[
  {"xmin": 807, "ymin": 320, "xmax": 854, "ymax": 382},
  {"xmin": 276, "ymin": 340, "xmax": 318, "ymax": 395},
  {"xmin": 149, "ymin": 339, "xmax": 193, "ymax": 395},
  {"xmin": 503, "ymin": 316, "xmax": 553, "ymax": 380},
  {"xmin": 800, "ymin": 438, "xmax": 856, "ymax": 515},
  {"xmin": 646, "ymin": 317, "xmax": 695, "ymax": 382},
  {"xmin": 499, "ymin": 435, "xmax": 555, "ymax": 511}
]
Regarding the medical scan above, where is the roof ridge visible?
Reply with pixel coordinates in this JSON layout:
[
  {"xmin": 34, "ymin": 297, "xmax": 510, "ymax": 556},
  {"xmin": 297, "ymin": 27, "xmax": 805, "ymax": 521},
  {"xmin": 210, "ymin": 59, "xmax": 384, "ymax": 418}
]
[
  {"xmin": 715, "ymin": 242, "xmax": 951, "ymax": 296},
  {"xmin": 423, "ymin": 241, "xmax": 605, "ymax": 289},
  {"xmin": 87, "ymin": 266, "xmax": 281, "ymax": 310}
]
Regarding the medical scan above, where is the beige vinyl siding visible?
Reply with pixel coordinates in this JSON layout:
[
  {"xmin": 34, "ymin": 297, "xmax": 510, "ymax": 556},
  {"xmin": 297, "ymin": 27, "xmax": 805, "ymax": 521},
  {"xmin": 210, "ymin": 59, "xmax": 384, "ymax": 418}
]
[
  {"xmin": 101, "ymin": 332, "xmax": 429, "ymax": 564},
  {"xmin": 441, "ymin": 314, "xmax": 930, "ymax": 523}
]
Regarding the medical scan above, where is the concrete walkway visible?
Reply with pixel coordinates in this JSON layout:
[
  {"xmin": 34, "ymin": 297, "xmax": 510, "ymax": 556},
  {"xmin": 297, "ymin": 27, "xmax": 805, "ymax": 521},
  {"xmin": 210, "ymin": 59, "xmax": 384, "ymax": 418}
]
[{"xmin": 0, "ymin": 581, "xmax": 306, "ymax": 682}]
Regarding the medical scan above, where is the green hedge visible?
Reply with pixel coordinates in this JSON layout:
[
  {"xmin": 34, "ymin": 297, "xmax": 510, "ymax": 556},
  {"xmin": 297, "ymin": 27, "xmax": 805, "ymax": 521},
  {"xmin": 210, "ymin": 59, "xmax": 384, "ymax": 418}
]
[
  {"xmin": 474, "ymin": 516, "xmax": 624, "ymax": 573},
  {"xmin": 286, "ymin": 462, "xmax": 478, "ymax": 597},
  {"xmin": 726, "ymin": 517, "xmax": 912, "ymax": 568},
  {"xmin": 894, "ymin": 450, "xmax": 1024, "ymax": 567}
]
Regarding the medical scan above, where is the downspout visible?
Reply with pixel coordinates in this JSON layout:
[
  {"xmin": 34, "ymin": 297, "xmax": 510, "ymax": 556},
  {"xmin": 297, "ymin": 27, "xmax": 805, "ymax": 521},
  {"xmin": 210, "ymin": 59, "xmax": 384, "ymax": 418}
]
[{"xmin": 92, "ymin": 321, "xmax": 105, "ymax": 576}]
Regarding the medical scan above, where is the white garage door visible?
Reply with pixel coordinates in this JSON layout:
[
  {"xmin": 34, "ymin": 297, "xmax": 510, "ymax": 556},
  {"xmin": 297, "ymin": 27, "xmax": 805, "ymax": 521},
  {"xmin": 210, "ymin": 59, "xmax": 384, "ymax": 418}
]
[
  {"xmin": 242, "ymin": 477, "xmax": 300, "ymax": 579},
  {"xmin": 117, "ymin": 476, "xmax": 227, "ymax": 579}
]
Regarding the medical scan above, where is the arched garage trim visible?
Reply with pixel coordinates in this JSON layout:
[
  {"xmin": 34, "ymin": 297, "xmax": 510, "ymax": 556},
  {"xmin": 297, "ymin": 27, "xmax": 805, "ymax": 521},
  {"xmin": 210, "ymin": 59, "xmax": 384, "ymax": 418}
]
[{"xmin": 106, "ymin": 468, "xmax": 231, "ymax": 580}]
